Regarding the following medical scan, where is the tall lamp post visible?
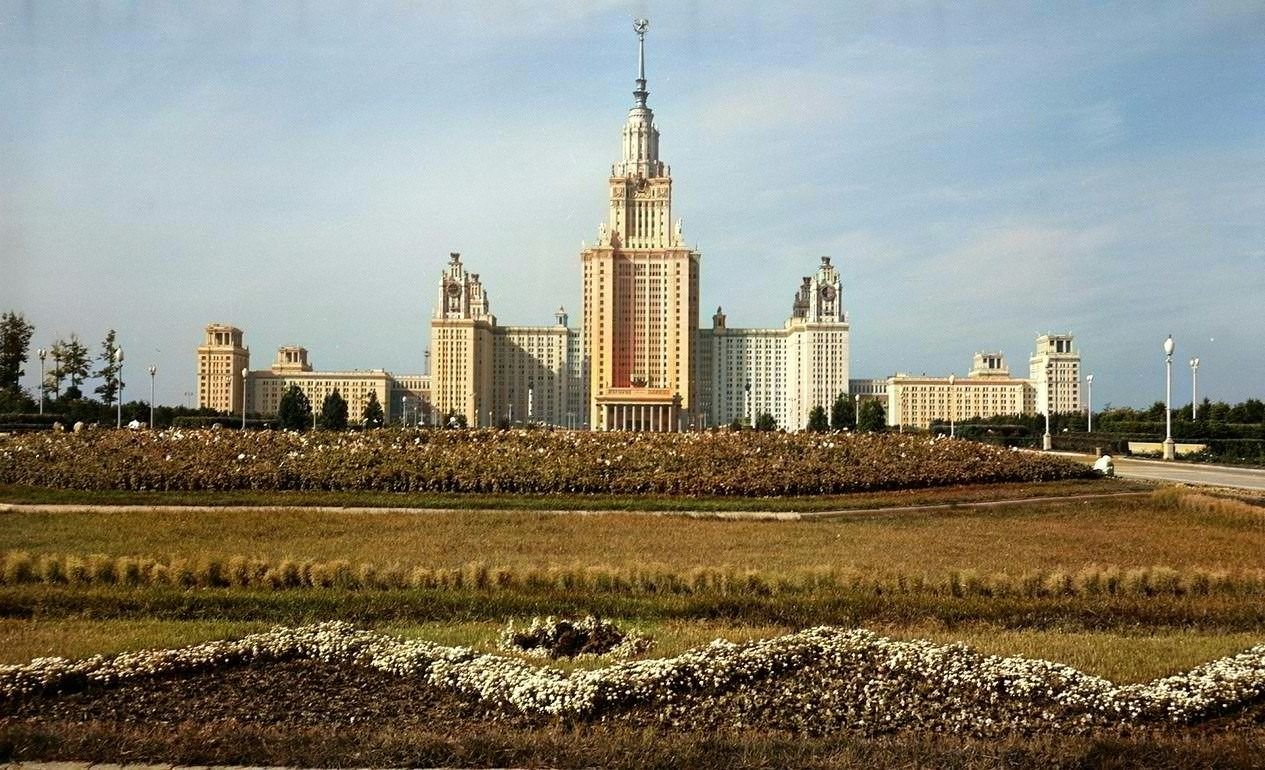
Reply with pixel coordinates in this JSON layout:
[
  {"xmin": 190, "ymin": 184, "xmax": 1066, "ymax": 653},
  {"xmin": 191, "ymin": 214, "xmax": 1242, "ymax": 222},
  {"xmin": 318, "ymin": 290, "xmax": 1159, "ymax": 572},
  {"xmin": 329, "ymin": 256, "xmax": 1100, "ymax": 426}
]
[
  {"xmin": 147, "ymin": 365, "xmax": 156, "ymax": 428},
  {"xmin": 241, "ymin": 367, "xmax": 249, "ymax": 430},
  {"xmin": 947, "ymin": 374, "xmax": 956, "ymax": 438},
  {"xmin": 113, "ymin": 347, "xmax": 124, "ymax": 428},
  {"xmin": 1042, "ymin": 364, "xmax": 1053, "ymax": 451},
  {"xmin": 1189, "ymin": 357, "xmax": 1200, "ymax": 419},
  {"xmin": 1163, "ymin": 335, "xmax": 1175, "ymax": 461},
  {"xmin": 37, "ymin": 348, "xmax": 46, "ymax": 415},
  {"xmin": 1085, "ymin": 374, "xmax": 1094, "ymax": 433}
]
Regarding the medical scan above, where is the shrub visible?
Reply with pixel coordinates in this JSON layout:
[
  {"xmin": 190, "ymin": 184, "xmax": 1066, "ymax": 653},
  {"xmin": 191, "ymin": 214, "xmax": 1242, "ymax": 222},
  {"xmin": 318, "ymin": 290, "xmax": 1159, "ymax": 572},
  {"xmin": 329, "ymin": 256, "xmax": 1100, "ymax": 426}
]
[{"xmin": 498, "ymin": 615, "xmax": 654, "ymax": 659}]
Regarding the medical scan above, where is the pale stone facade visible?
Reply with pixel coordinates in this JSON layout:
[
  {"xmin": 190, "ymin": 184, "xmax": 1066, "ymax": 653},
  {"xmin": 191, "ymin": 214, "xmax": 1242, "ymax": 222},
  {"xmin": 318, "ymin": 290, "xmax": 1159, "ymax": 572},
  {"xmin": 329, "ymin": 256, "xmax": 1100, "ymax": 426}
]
[
  {"xmin": 390, "ymin": 375, "xmax": 433, "ymax": 426},
  {"xmin": 429, "ymin": 253, "xmax": 496, "ymax": 426},
  {"xmin": 581, "ymin": 23, "xmax": 699, "ymax": 431},
  {"xmin": 428, "ymin": 253, "xmax": 589, "ymax": 428},
  {"xmin": 1030, "ymin": 333, "xmax": 1082, "ymax": 416},
  {"xmin": 196, "ymin": 324, "xmax": 249, "ymax": 414},
  {"xmin": 701, "ymin": 257, "xmax": 850, "ymax": 430},
  {"xmin": 887, "ymin": 352, "xmax": 1033, "ymax": 430},
  {"xmin": 886, "ymin": 337, "xmax": 1081, "ymax": 430},
  {"xmin": 196, "ymin": 326, "xmax": 429, "ymax": 425},
  {"xmin": 246, "ymin": 361, "xmax": 395, "ymax": 425}
]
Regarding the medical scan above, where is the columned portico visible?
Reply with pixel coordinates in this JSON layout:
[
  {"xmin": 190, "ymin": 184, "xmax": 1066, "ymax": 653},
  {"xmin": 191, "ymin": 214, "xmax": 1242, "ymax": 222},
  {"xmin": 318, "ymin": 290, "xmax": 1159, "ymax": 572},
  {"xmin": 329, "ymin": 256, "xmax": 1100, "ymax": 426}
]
[{"xmin": 600, "ymin": 396, "xmax": 680, "ymax": 431}]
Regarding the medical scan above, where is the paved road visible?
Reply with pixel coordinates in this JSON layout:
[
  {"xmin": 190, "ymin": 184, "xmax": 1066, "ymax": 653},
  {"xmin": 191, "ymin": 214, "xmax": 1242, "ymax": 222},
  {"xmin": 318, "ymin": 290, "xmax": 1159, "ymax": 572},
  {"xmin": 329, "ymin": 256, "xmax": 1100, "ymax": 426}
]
[{"xmin": 1102, "ymin": 456, "xmax": 1265, "ymax": 491}]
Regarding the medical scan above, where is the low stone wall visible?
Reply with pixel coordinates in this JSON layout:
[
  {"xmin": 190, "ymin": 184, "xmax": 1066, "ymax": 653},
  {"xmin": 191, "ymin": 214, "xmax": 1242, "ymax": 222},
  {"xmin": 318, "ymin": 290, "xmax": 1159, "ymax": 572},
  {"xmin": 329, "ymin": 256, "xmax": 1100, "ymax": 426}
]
[{"xmin": 1127, "ymin": 441, "xmax": 1207, "ymax": 457}]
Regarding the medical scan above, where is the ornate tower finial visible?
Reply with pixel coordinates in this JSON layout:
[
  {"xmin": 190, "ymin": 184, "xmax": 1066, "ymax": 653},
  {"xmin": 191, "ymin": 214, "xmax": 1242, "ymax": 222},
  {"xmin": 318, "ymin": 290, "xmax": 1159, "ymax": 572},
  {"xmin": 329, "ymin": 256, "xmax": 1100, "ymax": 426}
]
[{"xmin": 633, "ymin": 18, "xmax": 649, "ymax": 107}]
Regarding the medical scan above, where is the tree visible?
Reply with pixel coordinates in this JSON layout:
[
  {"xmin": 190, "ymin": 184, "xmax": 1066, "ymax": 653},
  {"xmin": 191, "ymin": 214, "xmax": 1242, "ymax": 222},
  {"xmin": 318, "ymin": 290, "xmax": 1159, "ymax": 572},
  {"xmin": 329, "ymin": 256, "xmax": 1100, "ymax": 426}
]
[
  {"xmin": 444, "ymin": 411, "xmax": 468, "ymax": 429},
  {"xmin": 50, "ymin": 334, "xmax": 91, "ymax": 399},
  {"xmin": 276, "ymin": 385, "xmax": 311, "ymax": 430},
  {"xmin": 830, "ymin": 392, "xmax": 855, "ymax": 431},
  {"xmin": 806, "ymin": 405, "xmax": 829, "ymax": 433},
  {"xmin": 319, "ymin": 389, "xmax": 348, "ymax": 430},
  {"xmin": 94, "ymin": 330, "xmax": 124, "ymax": 406},
  {"xmin": 0, "ymin": 311, "xmax": 34, "ymax": 394},
  {"xmin": 858, "ymin": 399, "xmax": 886, "ymax": 432},
  {"xmin": 362, "ymin": 389, "xmax": 384, "ymax": 427},
  {"xmin": 755, "ymin": 412, "xmax": 777, "ymax": 431},
  {"xmin": 1233, "ymin": 398, "xmax": 1265, "ymax": 424},
  {"xmin": 729, "ymin": 417, "xmax": 744, "ymax": 431}
]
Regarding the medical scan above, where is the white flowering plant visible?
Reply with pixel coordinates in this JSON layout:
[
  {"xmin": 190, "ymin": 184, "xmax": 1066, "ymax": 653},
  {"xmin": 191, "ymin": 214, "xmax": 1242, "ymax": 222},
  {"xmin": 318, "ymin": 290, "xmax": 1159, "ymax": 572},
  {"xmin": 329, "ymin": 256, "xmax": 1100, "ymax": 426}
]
[
  {"xmin": 498, "ymin": 615, "xmax": 655, "ymax": 660},
  {"xmin": 2, "ymin": 622, "xmax": 1262, "ymax": 737}
]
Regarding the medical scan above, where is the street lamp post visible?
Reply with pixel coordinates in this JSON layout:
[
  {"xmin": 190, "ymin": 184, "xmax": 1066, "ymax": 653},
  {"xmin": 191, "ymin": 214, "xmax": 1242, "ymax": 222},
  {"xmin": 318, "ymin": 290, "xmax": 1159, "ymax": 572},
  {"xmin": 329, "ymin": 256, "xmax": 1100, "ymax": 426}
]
[
  {"xmin": 1086, "ymin": 374, "xmax": 1094, "ymax": 433},
  {"xmin": 1042, "ymin": 365, "xmax": 1053, "ymax": 451},
  {"xmin": 947, "ymin": 374, "xmax": 956, "ymax": 439},
  {"xmin": 241, "ymin": 367, "xmax": 249, "ymax": 430},
  {"xmin": 37, "ymin": 348, "xmax": 46, "ymax": 415},
  {"xmin": 854, "ymin": 393, "xmax": 860, "ymax": 430},
  {"xmin": 147, "ymin": 365, "xmax": 156, "ymax": 428},
  {"xmin": 1163, "ymin": 335, "xmax": 1175, "ymax": 461},
  {"xmin": 114, "ymin": 347, "xmax": 124, "ymax": 428},
  {"xmin": 1189, "ymin": 357, "xmax": 1200, "ymax": 419},
  {"xmin": 744, "ymin": 382, "xmax": 751, "ymax": 429}
]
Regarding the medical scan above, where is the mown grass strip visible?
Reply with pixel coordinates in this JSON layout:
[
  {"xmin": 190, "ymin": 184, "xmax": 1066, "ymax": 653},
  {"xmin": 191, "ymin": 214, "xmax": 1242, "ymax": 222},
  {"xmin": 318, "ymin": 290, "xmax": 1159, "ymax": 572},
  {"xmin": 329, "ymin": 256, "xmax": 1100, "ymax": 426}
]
[{"xmin": 2, "ymin": 585, "xmax": 1262, "ymax": 631}]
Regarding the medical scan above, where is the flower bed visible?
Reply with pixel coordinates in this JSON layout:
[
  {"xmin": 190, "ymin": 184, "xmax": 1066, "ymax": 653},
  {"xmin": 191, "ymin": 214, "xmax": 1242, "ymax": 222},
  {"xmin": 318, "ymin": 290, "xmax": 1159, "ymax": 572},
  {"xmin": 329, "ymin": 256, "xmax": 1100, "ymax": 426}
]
[
  {"xmin": 0, "ymin": 429, "xmax": 1091, "ymax": 496},
  {"xmin": 499, "ymin": 616, "xmax": 654, "ymax": 659},
  {"xmin": 3, "ymin": 623, "xmax": 1262, "ymax": 737}
]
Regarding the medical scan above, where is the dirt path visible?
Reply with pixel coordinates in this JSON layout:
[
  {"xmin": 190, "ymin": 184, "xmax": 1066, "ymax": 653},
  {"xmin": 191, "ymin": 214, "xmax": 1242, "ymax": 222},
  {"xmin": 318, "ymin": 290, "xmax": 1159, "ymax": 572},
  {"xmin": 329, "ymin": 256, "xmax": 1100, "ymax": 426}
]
[{"xmin": 0, "ymin": 491, "xmax": 1151, "ymax": 521}]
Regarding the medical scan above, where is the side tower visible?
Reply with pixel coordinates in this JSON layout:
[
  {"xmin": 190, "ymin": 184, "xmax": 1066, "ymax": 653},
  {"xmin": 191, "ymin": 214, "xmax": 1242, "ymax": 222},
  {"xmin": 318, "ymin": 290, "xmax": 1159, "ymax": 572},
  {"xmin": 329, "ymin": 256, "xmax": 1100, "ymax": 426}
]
[
  {"xmin": 581, "ymin": 19, "xmax": 700, "ymax": 431},
  {"xmin": 1029, "ymin": 333, "xmax": 1081, "ymax": 416},
  {"xmin": 430, "ymin": 252, "xmax": 496, "ymax": 426},
  {"xmin": 786, "ymin": 256, "xmax": 850, "ymax": 429},
  {"xmin": 196, "ymin": 323, "xmax": 249, "ymax": 414}
]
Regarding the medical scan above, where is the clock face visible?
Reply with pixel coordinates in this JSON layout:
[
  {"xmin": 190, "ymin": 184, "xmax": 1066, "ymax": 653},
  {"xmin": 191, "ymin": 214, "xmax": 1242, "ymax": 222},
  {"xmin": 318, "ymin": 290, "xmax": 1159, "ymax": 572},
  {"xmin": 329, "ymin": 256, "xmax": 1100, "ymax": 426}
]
[
  {"xmin": 446, "ymin": 283, "xmax": 460, "ymax": 298},
  {"xmin": 821, "ymin": 285, "xmax": 837, "ymax": 301}
]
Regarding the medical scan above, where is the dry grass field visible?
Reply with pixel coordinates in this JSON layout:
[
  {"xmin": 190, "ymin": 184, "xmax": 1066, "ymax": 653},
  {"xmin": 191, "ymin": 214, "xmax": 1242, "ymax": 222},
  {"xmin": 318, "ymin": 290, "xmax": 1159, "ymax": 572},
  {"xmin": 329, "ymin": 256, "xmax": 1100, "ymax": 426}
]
[
  {"xmin": 3, "ymin": 482, "xmax": 1263, "ymax": 768},
  {"xmin": 2, "ymin": 489, "xmax": 1260, "ymax": 574}
]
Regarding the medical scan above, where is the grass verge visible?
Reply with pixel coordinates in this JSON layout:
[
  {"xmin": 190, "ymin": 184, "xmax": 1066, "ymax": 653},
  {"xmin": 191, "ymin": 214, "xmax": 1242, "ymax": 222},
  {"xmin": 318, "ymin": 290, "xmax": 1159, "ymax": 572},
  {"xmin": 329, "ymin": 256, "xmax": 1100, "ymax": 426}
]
[
  {"xmin": 3, "ymin": 720, "xmax": 1263, "ymax": 769},
  {"xmin": 3, "ymin": 585, "xmax": 1263, "ymax": 632}
]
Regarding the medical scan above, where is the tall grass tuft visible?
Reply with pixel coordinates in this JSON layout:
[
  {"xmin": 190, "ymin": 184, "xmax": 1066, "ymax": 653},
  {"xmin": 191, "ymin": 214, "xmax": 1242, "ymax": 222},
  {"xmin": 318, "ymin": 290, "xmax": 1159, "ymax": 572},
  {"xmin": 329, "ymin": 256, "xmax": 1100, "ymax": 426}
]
[{"xmin": 14, "ymin": 550, "xmax": 1265, "ymax": 600}]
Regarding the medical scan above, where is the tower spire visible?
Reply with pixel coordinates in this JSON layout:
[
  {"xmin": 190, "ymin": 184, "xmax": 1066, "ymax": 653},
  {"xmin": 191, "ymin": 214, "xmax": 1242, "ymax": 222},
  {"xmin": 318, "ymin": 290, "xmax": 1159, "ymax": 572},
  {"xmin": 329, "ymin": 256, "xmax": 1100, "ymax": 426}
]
[{"xmin": 633, "ymin": 18, "xmax": 649, "ymax": 107}]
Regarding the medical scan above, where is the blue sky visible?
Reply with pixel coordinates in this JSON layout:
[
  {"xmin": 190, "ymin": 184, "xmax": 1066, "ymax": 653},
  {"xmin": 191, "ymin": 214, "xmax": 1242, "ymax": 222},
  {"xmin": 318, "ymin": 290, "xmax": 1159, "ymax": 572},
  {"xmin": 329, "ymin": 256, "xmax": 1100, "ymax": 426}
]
[{"xmin": 3, "ymin": 1, "xmax": 1262, "ymax": 410}]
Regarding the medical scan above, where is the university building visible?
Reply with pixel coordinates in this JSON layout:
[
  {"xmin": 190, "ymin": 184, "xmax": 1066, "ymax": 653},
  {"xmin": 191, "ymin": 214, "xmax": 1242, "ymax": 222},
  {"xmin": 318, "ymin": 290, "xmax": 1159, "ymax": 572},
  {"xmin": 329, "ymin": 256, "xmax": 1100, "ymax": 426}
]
[
  {"xmin": 700, "ymin": 257, "xmax": 849, "ymax": 429},
  {"xmin": 427, "ymin": 22, "xmax": 850, "ymax": 432},
  {"xmin": 195, "ymin": 324, "xmax": 428, "ymax": 425},
  {"xmin": 428, "ymin": 252, "xmax": 587, "ymax": 428},
  {"xmin": 196, "ymin": 21, "xmax": 1081, "ymax": 434},
  {"xmin": 885, "ymin": 335, "xmax": 1081, "ymax": 430}
]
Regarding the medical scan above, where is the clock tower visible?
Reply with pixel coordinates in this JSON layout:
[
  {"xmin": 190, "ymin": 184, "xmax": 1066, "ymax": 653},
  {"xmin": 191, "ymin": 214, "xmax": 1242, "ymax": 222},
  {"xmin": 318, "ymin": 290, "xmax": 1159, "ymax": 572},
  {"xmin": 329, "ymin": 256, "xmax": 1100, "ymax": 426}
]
[{"xmin": 581, "ymin": 19, "xmax": 701, "ymax": 431}]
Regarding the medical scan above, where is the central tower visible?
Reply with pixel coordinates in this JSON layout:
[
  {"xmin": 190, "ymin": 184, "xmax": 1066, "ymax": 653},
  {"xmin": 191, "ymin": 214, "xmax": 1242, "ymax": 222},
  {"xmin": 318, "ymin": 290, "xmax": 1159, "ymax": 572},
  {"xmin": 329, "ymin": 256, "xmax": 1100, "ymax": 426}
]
[{"xmin": 582, "ymin": 19, "xmax": 701, "ymax": 431}]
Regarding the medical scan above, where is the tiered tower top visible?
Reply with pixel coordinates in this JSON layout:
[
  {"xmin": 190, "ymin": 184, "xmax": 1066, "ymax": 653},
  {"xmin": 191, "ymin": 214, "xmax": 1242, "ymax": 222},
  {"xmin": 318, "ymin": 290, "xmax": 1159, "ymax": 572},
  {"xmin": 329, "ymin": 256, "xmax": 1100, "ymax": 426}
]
[{"xmin": 613, "ymin": 18, "xmax": 665, "ymax": 180}]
